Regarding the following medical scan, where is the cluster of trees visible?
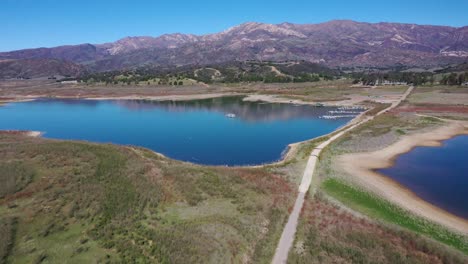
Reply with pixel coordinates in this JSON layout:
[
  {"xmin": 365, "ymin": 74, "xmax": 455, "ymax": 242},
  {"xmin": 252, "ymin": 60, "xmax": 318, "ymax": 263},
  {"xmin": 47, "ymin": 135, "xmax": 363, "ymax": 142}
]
[
  {"xmin": 352, "ymin": 67, "xmax": 468, "ymax": 87},
  {"xmin": 352, "ymin": 72, "xmax": 434, "ymax": 86},
  {"xmin": 218, "ymin": 60, "xmax": 338, "ymax": 83},
  {"xmin": 440, "ymin": 72, "xmax": 468, "ymax": 85},
  {"xmin": 263, "ymin": 73, "xmax": 326, "ymax": 83},
  {"xmin": 218, "ymin": 73, "xmax": 327, "ymax": 83},
  {"xmin": 78, "ymin": 60, "xmax": 343, "ymax": 85},
  {"xmin": 77, "ymin": 61, "xmax": 468, "ymax": 86},
  {"xmin": 78, "ymin": 71, "xmax": 188, "ymax": 86},
  {"xmin": 78, "ymin": 64, "xmax": 337, "ymax": 85}
]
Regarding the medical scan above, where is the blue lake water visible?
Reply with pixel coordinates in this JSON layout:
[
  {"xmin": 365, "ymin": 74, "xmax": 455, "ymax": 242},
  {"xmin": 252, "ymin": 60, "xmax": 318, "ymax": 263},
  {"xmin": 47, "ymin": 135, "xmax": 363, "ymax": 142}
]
[
  {"xmin": 0, "ymin": 97, "xmax": 357, "ymax": 166},
  {"xmin": 378, "ymin": 135, "xmax": 468, "ymax": 219}
]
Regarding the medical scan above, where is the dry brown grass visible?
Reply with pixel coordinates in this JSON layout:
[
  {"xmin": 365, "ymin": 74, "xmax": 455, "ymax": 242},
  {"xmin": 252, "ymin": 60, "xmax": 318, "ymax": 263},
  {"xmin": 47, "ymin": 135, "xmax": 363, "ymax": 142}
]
[{"xmin": 407, "ymin": 86, "xmax": 468, "ymax": 106}]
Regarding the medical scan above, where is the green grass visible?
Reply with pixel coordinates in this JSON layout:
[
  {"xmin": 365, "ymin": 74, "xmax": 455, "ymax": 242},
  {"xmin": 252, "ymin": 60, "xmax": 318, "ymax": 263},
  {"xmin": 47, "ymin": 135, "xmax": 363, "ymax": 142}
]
[
  {"xmin": 396, "ymin": 128, "xmax": 406, "ymax": 135},
  {"xmin": 0, "ymin": 134, "xmax": 294, "ymax": 263},
  {"xmin": 322, "ymin": 178, "xmax": 468, "ymax": 254},
  {"xmin": 12, "ymin": 221, "xmax": 114, "ymax": 264}
]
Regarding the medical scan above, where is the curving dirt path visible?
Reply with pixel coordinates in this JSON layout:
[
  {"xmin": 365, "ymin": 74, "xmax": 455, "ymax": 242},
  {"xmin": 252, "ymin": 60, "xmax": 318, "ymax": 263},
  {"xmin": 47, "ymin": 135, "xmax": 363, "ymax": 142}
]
[{"xmin": 272, "ymin": 86, "xmax": 413, "ymax": 264}]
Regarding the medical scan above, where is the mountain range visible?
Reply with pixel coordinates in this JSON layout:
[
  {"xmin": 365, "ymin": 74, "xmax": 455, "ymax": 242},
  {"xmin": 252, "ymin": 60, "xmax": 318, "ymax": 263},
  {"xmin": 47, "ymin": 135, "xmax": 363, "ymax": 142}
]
[{"xmin": 1, "ymin": 20, "xmax": 467, "ymax": 78}]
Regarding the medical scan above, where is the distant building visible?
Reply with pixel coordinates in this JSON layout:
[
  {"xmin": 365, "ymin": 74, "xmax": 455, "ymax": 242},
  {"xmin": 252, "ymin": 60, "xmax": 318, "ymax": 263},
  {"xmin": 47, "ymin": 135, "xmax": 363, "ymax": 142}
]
[
  {"xmin": 381, "ymin": 80, "xmax": 408, "ymax": 86},
  {"xmin": 60, "ymin": 80, "xmax": 78, "ymax": 84}
]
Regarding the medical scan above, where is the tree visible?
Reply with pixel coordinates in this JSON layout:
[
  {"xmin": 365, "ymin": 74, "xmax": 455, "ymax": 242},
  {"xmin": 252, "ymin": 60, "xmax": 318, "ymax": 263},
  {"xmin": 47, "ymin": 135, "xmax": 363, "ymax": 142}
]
[
  {"xmin": 428, "ymin": 76, "xmax": 435, "ymax": 85},
  {"xmin": 447, "ymin": 73, "xmax": 458, "ymax": 85},
  {"xmin": 457, "ymin": 72, "xmax": 466, "ymax": 85}
]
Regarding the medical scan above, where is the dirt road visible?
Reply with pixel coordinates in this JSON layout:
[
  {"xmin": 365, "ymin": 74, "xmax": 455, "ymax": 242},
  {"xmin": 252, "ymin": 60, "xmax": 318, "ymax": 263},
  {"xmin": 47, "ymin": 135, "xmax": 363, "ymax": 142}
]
[{"xmin": 271, "ymin": 86, "xmax": 413, "ymax": 264}]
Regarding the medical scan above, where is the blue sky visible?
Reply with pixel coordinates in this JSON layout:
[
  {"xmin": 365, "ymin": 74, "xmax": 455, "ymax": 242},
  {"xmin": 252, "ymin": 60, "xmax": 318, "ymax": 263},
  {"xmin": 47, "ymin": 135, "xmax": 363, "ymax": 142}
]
[{"xmin": 2, "ymin": 0, "xmax": 467, "ymax": 51}]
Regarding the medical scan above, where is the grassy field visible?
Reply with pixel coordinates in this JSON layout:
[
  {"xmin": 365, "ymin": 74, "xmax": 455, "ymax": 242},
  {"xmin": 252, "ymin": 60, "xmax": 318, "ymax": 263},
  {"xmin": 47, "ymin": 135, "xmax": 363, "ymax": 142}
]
[
  {"xmin": 407, "ymin": 86, "xmax": 468, "ymax": 106},
  {"xmin": 287, "ymin": 192, "xmax": 467, "ymax": 263},
  {"xmin": 0, "ymin": 134, "xmax": 295, "ymax": 263},
  {"xmin": 332, "ymin": 113, "xmax": 442, "ymax": 154},
  {"xmin": 0, "ymin": 79, "xmax": 404, "ymax": 104},
  {"xmin": 322, "ymin": 179, "xmax": 468, "ymax": 254}
]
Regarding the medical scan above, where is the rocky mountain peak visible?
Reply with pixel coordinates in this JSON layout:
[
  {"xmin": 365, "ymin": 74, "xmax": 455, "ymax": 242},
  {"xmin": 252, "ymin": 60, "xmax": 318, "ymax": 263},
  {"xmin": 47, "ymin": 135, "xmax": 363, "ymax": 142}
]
[
  {"xmin": 221, "ymin": 22, "xmax": 307, "ymax": 38},
  {"xmin": 0, "ymin": 20, "xmax": 467, "ymax": 77}
]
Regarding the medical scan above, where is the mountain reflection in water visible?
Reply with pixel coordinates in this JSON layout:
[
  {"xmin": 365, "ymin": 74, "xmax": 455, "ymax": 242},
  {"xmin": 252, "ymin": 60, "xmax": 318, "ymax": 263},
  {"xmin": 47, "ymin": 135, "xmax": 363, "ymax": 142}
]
[
  {"xmin": 0, "ymin": 97, "xmax": 360, "ymax": 165},
  {"xmin": 112, "ymin": 96, "xmax": 335, "ymax": 122}
]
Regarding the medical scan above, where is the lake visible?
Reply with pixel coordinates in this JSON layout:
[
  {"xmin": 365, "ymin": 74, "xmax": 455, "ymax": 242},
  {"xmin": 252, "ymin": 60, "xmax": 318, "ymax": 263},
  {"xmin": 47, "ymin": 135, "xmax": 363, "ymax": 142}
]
[
  {"xmin": 0, "ymin": 96, "xmax": 359, "ymax": 166},
  {"xmin": 378, "ymin": 135, "xmax": 468, "ymax": 219}
]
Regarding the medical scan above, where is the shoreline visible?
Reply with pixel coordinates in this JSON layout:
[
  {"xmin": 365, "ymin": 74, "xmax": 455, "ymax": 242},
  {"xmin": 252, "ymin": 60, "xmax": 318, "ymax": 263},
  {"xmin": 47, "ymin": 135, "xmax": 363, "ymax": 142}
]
[
  {"xmin": 0, "ymin": 97, "xmax": 37, "ymax": 104},
  {"xmin": 339, "ymin": 121, "xmax": 468, "ymax": 234},
  {"xmin": 0, "ymin": 93, "xmax": 240, "ymax": 103},
  {"xmin": 84, "ymin": 93, "xmax": 239, "ymax": 101},
  {"xmin": 242, "ymin": 94, "xmax": 361, "ymax": 107},
  {"xmin": 1, "ymin": 93, "xmax": 361, "ymax": 107},
  {"xmin": 0, "ymin": 130, "xmax": 43, "ymax": 137},
  {"xmin": 0, "ymin": 93, "xmax": 367, "ymax": 169},
  {"xmin": 257, "ymin": 112, "xmax": 367, "ymax": 169}
]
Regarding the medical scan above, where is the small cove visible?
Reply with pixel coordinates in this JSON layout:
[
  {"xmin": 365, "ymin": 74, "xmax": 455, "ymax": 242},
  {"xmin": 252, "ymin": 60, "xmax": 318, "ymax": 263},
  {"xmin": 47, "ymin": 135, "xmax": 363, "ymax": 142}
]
[{"xmin": 377, "ymin": 135, "xmax": 468, "ymax": 219}]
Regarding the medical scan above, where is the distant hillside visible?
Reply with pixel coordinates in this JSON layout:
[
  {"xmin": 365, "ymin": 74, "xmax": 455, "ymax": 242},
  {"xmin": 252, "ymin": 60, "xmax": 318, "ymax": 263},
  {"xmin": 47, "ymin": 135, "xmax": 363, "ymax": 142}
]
[
  {"xmin": 0, "ymin": 20, "xmax": 467, "ymax": 78},
  {"xmin": 0, "ymin": 59, "xmax": 85, "ymax": 79},
  {"xmin": 78, "ymin": 60, "xmax": 340, "ymax": 85}
]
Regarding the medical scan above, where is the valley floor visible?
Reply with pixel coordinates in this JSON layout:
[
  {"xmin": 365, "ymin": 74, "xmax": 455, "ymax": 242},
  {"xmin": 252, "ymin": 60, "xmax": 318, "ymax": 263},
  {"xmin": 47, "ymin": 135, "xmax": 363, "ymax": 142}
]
[{"xmin": 1, "ymin": 80, "xmax": 467, "ymax": 263}]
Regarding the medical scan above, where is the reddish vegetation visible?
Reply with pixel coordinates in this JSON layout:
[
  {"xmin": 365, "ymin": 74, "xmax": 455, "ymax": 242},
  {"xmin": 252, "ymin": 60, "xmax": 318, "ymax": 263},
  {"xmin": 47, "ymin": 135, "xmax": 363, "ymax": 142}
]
[
  {"xmin": 0, "ymin": 180, "xmax": 49, "ymax": 205},
  {"xmin": 227, "ymin": 168, "xmax": 294, "ymax": 209},
  {"xmin": 230, "ymin": 168, "xmax": 293, "ymax": 195},
  {"xmin": 2, "ymin": 190, "xmax": 35, "ymax": 204},
  {"xmin": 293, "ymin": 197, "xmax": 462, "ymax": 263},
  {"xmin": 0, "ymin": 130, "xmax": 33, "ymax": 136},
  {"xmin": 304, "ymin": 199, "xmax": 378, "ymax": 231}
]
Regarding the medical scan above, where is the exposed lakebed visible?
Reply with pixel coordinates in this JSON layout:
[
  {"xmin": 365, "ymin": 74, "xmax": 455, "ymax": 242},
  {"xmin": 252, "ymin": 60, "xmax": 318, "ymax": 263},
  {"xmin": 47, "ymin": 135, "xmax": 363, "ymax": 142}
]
[
  {"xmin": 378, "ymin": 135, "xmax": 468, "ymax": 219},
  {"xmin": 0, "ymin": 96, "xmax": 360, "ymax": 166}
]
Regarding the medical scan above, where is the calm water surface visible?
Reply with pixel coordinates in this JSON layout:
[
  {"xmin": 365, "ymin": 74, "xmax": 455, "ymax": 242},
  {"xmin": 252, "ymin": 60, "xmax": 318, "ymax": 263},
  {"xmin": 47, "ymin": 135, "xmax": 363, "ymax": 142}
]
[
  {"xmin": 378, "ymin": 135, "xmax": 468, "ymax": 219},
  {"xmin": 0, "ymin": 97, "xmax": 357, "ymax": 166}
]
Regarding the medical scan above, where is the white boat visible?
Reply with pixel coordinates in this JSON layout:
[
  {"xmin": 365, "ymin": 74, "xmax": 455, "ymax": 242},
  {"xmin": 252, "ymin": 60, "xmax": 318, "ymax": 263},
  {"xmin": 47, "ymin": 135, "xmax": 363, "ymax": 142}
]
[
  {"xmin": 328, "ymin": 110, "xmax": 361, "ymax": 114},
  {"xmin": 319, "ymin": 115, "xmax": 357, "ymax": 119},
  {"xmin": 226, "ymin": 113, "xmax": 236, "ymax": 118}
]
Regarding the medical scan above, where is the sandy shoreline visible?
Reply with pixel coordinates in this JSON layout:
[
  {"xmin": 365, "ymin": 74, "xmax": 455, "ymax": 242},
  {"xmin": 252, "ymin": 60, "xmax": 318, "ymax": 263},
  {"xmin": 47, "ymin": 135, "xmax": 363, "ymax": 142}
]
[
  {"xmin": 26, "ymin": 131, "xmax": 43, "ymax": 137},
  {"xmin": 0, "ymin": 97, "xmax": 37, "ymax": 104},
  {"xmin": 242, "ymin": 94, "xmax": 358, "ymax": 106},
  {"xmin": 339, "ymin": 121, "xmax": 468, "ymax": 234},
  {"xmin": 0, "ymin": 130, "xmax": 43, "ymax": 137},
  {"xmin": 2, "ymin": 93, "xmax": 359, "ymax": 107},
  {"xmin": 83, "ymin": 93, "xmax": 239, "ymax": 101},
  {"xmin": 0, "ymin": 93, "xmax": 241, "ymax": 103}
]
